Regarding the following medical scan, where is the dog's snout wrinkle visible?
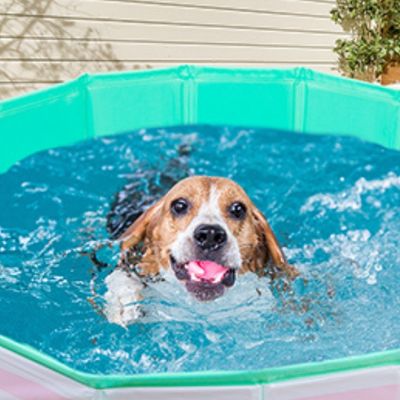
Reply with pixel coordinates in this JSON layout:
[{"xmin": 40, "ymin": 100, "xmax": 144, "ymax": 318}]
[{"xmin": 194, "ymin": 224, "xmax": 227, "ymax": 251}]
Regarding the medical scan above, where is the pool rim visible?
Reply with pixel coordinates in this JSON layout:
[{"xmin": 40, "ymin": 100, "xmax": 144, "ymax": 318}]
[{"xmin": 1, "ymin": 332, "xmax": 400, "ymax": 389}]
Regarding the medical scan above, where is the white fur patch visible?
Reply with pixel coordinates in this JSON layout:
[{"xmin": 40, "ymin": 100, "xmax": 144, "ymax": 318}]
[
  {"xmin": 104, "ymin": 269, "xmax": 144, "ymax": 327},
  {"xmin": 170, "ymin": 184, "xmax": 242, "ymax": 268}
]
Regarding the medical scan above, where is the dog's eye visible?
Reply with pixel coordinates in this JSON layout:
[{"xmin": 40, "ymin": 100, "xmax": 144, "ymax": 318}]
[
  {"xmin": 228, "ymin": 202, "xmax": 247, "ymax": 220},
  {"xmin": 171, "ymin": 198, "xmax": 190, "ymax": 216}
]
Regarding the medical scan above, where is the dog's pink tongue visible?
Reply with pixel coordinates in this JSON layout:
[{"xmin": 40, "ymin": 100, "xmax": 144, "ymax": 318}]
[{"xmin": 186, "ymin": 261, "xmax": 229, "ymax": 283}]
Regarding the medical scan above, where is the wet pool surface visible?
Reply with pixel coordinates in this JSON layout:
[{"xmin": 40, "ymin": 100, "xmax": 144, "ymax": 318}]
[{"xmin": 0, "ymin": 125, "xmax": 399, "ymax": 374}]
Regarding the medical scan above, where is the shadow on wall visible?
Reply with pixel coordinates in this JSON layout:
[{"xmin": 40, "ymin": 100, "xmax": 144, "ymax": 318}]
[{"xmin": 0, "ymin": 0, "xmax": 149, "ymax": 99}]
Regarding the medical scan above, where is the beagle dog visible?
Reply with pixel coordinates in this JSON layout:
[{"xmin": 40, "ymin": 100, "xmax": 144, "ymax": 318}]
[{"xmin": 104, "ymin": 176, "xmax": 297, "ymax": 326}]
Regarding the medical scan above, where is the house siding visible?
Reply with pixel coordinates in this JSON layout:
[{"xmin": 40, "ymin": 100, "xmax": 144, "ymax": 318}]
[{"xmin": 0, "ymin": 0, "xmax": 344, "ymax": 99}]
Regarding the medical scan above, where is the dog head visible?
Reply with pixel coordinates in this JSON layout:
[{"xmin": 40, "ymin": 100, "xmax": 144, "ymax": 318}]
[{"xmin": 119, "ymin": 176, "xmax": 297, "ymax": 301}]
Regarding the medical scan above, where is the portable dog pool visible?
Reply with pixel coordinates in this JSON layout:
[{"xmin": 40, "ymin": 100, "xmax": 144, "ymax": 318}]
[{"xmin": 0, "ymin": 66, "xmax": 400, "ymax": 400}]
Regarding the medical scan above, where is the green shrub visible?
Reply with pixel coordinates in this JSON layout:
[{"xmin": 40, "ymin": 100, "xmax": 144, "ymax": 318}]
[{"xmin": 331, "ymin": 0, "xmax": 400, "ymax": 81}]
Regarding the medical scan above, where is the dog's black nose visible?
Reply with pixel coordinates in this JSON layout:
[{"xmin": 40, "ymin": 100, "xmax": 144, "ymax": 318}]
[{"xmin": 194, "ymin": 224, "xmax": 227, "ymax": 251}]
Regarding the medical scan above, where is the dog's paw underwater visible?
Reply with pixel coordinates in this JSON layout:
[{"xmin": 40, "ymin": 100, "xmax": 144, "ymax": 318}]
[{"xmin": 0, "ymin": 124, "xmax": 399, "ymax": 375}]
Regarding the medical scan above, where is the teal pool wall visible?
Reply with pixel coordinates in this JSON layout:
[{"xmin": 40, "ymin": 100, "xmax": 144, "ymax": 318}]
[{"xmin": 0, "ymin": 66, "xmax": 399, "ymax": 174}]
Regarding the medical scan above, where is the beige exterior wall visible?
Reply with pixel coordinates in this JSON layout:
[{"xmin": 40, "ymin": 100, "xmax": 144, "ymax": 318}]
[{"xmin": 0, "ymin": 0, "xmax": 344, "ymax": 99}]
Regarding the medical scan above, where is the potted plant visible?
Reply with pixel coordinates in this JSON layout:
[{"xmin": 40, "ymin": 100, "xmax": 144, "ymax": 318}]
[{"xmin": 331, "ymin": 0, "xmax": 400, "ymax": 84}]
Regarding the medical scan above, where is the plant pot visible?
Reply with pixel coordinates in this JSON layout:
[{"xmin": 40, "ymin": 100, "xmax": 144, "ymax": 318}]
[{"xmin": 381, "ymin": 63, "xmax": 400, "ymax": 85}]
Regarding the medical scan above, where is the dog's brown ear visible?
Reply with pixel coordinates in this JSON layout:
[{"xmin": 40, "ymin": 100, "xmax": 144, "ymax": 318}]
[
  {"xmin": 118, "ymin": 200, "xmax": 163, "ymax": 251},
  {"xmin": 252, "ymin": 207, "xmax": 299, "ymax": 279}
]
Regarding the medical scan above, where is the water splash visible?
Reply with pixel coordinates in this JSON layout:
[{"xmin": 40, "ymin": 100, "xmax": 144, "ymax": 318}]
[
  {"xmin": 301, "ymin": 172, "xmax": 400, "ymax": 213},
  {"xmin": 0, "ymin": 125, "xmax": 399, "ymax": 374}
]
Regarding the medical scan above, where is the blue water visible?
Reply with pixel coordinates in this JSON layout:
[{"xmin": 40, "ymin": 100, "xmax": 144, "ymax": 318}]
[{"xmin": 0, "ymin": 125, "xmax": 399, "ymax": 375}]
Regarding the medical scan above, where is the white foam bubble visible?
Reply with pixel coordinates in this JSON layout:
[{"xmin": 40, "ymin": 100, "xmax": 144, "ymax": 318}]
[{"xmin": 301, "ymin": 172, "xmax": 400, "ymax": 213}]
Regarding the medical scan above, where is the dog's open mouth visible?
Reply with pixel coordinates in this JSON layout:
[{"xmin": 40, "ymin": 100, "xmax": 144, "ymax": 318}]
[{"xmin": 171, "ymin": 257, "xmax": 236, "ymax": 301}]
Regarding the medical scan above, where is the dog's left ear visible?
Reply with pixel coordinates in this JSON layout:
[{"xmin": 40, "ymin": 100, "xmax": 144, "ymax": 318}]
[
  {"xmin": 252, "ymin": 207, "xmax": 299, "ymax": 279},
  {"xmin": 118, "ymin": 200, "xmax": 163, "ymax": 251}
]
